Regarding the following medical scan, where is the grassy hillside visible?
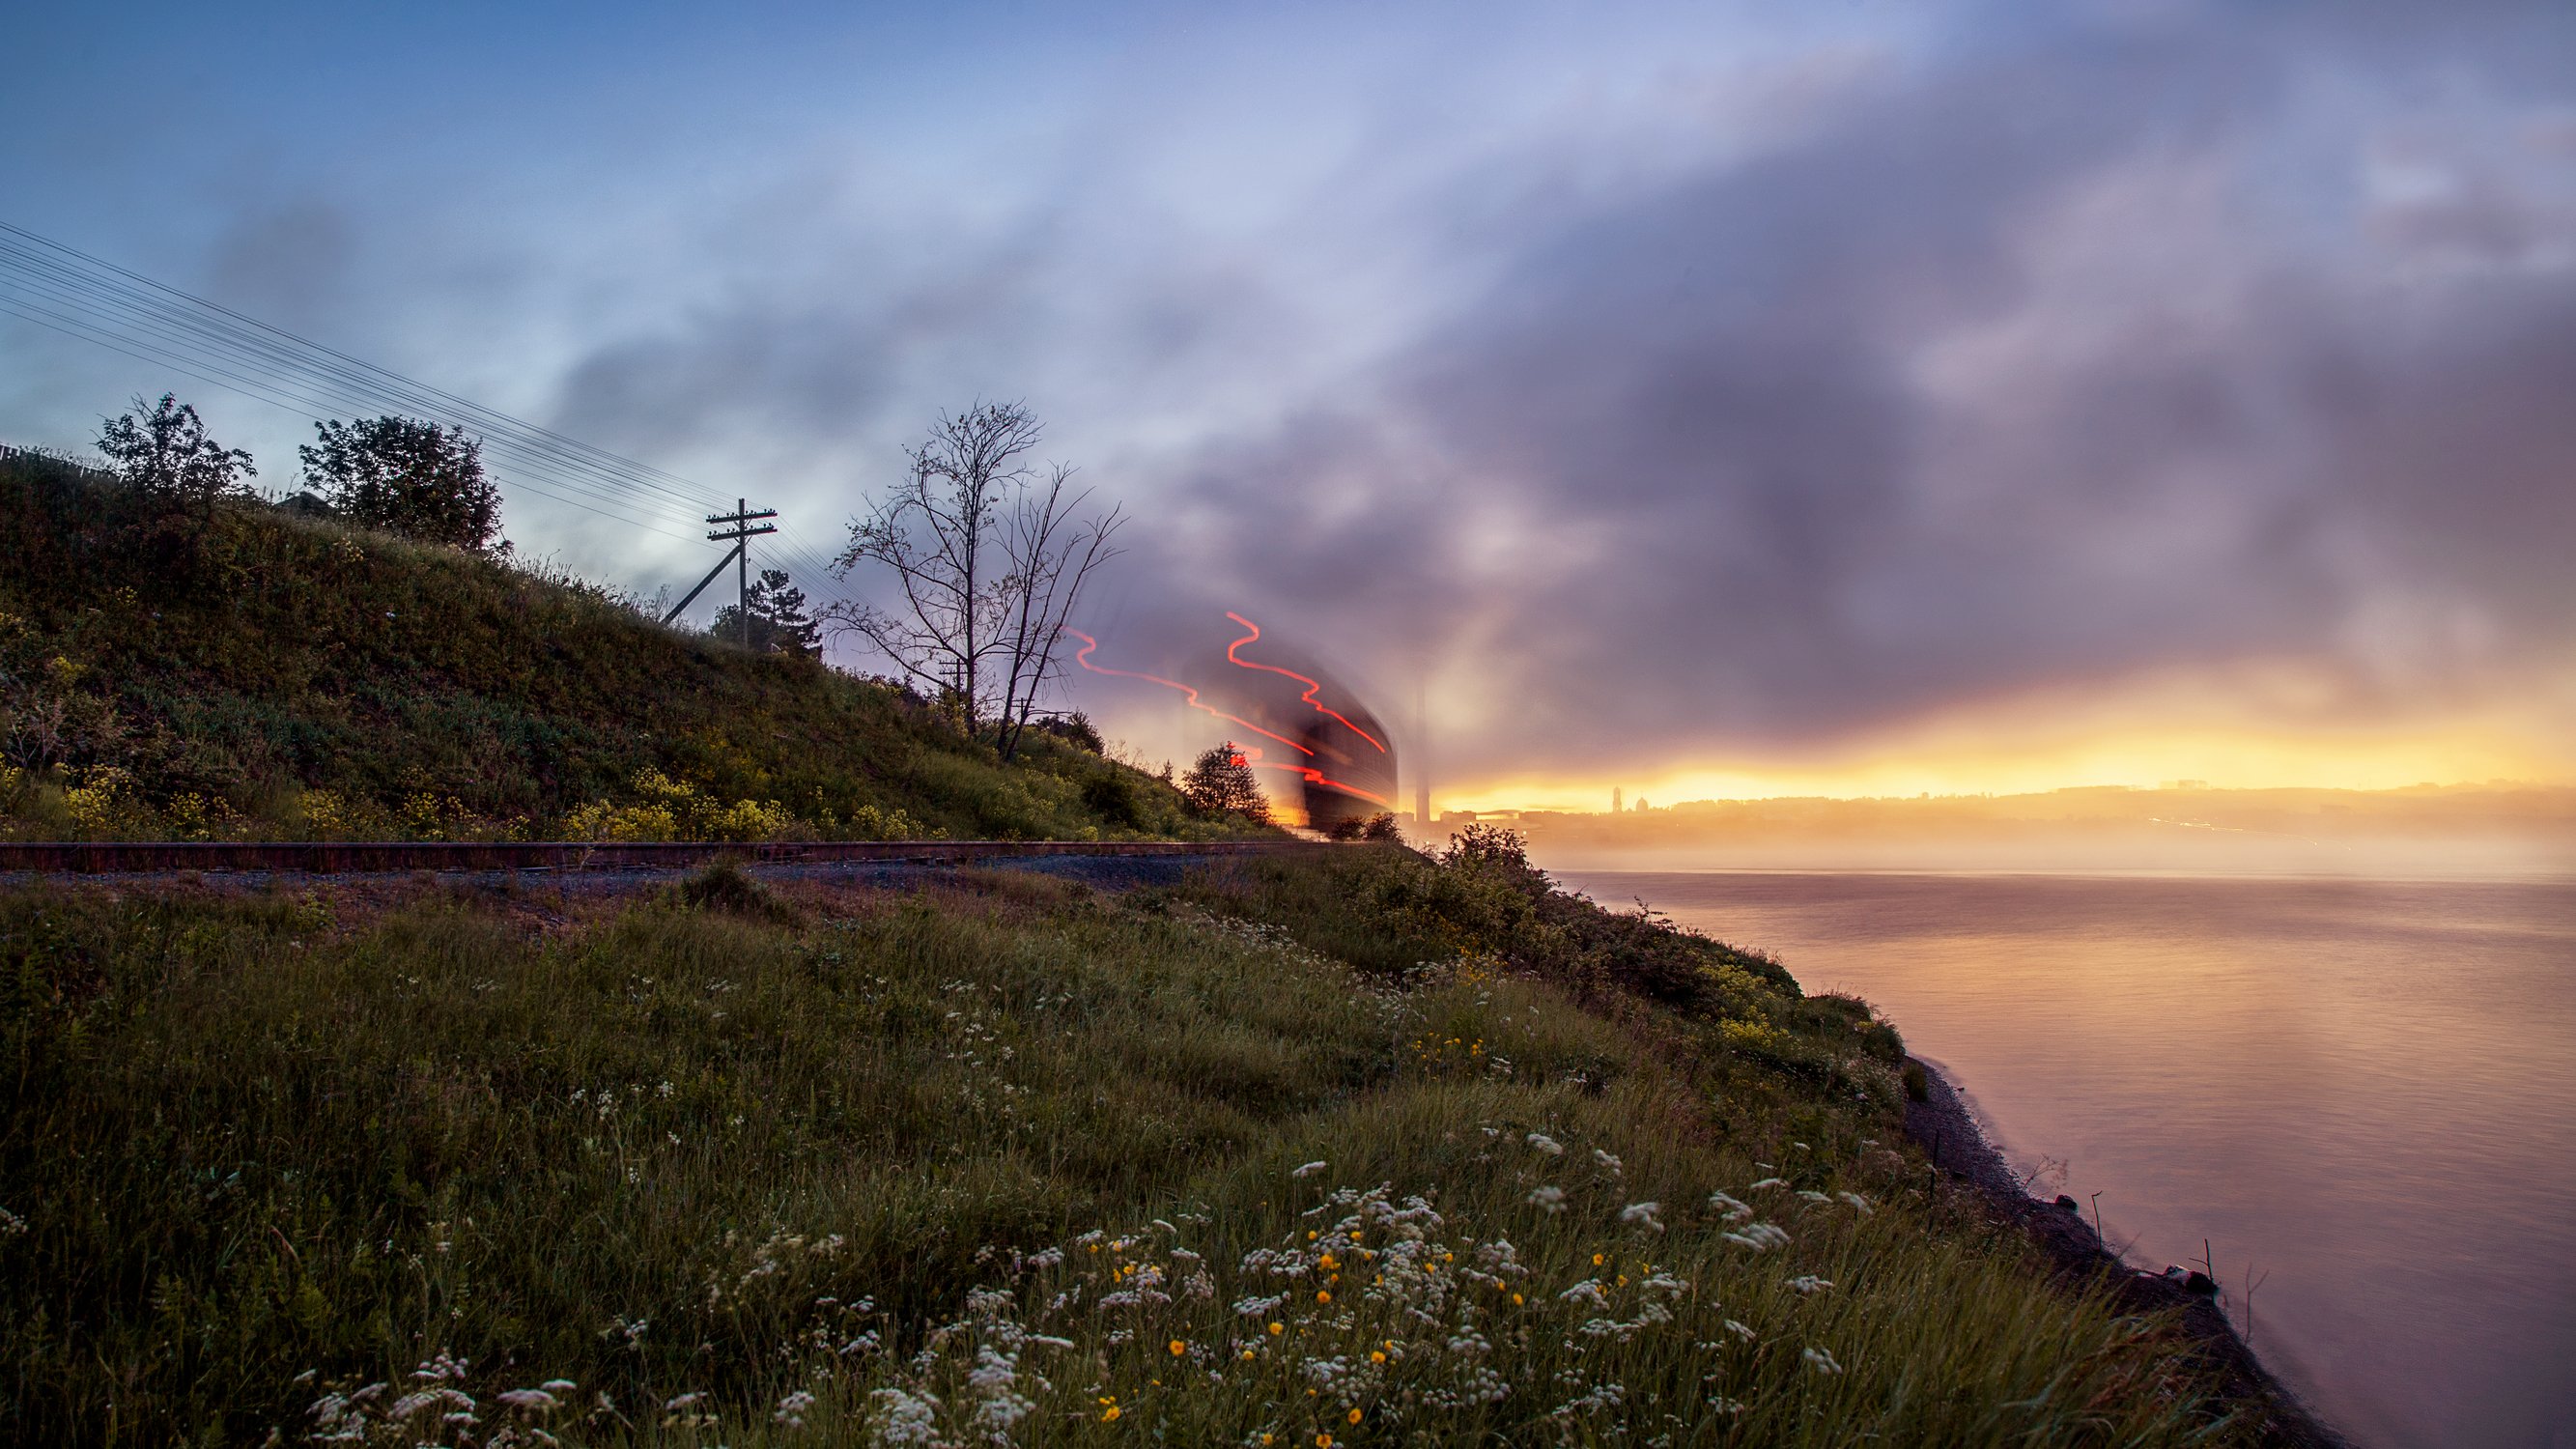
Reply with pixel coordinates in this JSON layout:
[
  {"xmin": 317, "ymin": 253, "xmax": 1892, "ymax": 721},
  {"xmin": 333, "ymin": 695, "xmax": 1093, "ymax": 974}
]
[
  {"xmin": 0, "ymin": 841, "xmax": 2275, "ymax": 1445},
  {"xmin": 0, "ymin": 449, "xmax": 1231, "ymax": 842}
]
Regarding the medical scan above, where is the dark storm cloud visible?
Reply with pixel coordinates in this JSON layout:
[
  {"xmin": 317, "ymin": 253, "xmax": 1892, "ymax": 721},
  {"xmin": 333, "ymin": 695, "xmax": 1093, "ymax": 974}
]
[{"xmin": 1138, "ymin": 6, "xmax": 2576, "ymax": 776}]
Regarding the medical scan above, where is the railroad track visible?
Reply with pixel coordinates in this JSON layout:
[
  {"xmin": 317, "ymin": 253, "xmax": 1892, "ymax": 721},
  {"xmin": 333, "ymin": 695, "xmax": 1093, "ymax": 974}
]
[{"xmin": 0, "ymin": 838, "xmax": 1312, "ymax": 875}]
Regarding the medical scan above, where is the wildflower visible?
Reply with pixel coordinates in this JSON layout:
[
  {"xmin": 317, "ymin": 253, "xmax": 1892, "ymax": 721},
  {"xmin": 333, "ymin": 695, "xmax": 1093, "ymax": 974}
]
[
  {"xmin": 775, "ymin": 1388, "xmax": 817, "ymax": 1427},
  {"xmin": 1724, "ymin": 1319, "xmax": 1757, "ymax": 1341},
  {"xmin": 1513, "ymin": 1293, "xmax": 1525, "ymax": 1305},
  {"xmin": 1593, "ymin": 1252, "xmax": 1606, "ymax": 1265},
  {"xmin": 1803, "ymin": 1346, "xmax": 1845, "ymax": 1375},
  {"xmin": 1171, "ymin": 1338, "xmax": 1189, "ymax": 1356},
  {"xmin": 1838, "ymin": 1191, "xmax": 1874, "ymax": 1215},
  {"xmin": 1100, "ymin": 1395, "xmax": 1122, "ymax": 1421},
  {"xmin": 1527, "ymin": 1132, "xmax": 1565, "ymax": 1155},
  {"xmin": 1271, "ymin": 1322, "xmax": 1286, "ymax": 1336},
  {"xmin": 1707, "ymin": 1191, "xmax": 1754, "ymax": 1223},
  {"xmin": 1293, "ymin": 1161, "xmax": 1328, "ymax": 1179},
  {"xmin": 1347, "ymin": 1407, "xmax": 1363, "ymax": 1424},
  {"xmin": 496, "ymin": 1388, "xmax": 559, "ymax": 1410},
  {"xmin": 1786, "ymin": 1274, "xmax": 1834, "ymax": 1294},
  {"xmin": 1372, "ymin": 1350, "xmax": 1386, "ymax": 1363},
  {"xmin": 1594, "ymin": 1149, "xmax": 1624, "ymax": 1176},
  {"xmin": 1748, "ymin": 1177, "xmax": 1789, "ymax": 1190},
  {"xmin": 1316, "ymin": 1289, "xmax": 1332, "ymax": 1303},
  {"xmin": 1619, "ymin": 1202, "xmax": 1665, "ymax": 1234},
  {"xmin": 1798, "ymin": 1189, "xmax": 1831, "ymax": 1204},
  {"xmin": 1316, "ymin": 1435, "xmax": 1334, "ymax": 1448},
  {"xmin": 1243, "ymin": 1349, "xmax": 1258, "ymax": 1360}
]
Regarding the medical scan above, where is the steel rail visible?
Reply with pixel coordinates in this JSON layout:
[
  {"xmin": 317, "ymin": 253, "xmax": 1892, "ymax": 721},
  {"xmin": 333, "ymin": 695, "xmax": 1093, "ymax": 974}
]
[{"xmin": 0, "ymin": 839, "xmax": 1315, "ymax": 875}]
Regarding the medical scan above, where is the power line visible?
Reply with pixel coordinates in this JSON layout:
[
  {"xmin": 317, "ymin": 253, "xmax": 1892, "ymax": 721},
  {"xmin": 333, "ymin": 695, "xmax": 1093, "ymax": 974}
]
[{"xmin": 0, "ymin": 219, "xmax": 872, "ymax": 621}]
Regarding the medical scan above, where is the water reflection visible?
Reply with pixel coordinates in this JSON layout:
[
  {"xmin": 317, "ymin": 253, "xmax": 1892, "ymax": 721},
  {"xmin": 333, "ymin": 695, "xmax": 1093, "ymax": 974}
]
[{"xmin": 1554, "ymin": 870, "xmax": 2576, "ymax": 1449}]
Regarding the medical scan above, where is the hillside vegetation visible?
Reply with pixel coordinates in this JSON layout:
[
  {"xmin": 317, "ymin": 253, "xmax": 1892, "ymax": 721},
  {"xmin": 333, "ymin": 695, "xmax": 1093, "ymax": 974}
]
[
  {"xmin": 0, "ymin": 841, "xmax": 2275, "ymax": 1445},
  {"xmin": 0, "ymin": 449, "xmax": 1224, "ymax": 842}
]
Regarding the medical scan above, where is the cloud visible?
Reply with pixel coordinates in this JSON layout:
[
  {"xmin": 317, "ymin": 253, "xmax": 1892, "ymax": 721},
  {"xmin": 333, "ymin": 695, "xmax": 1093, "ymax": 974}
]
[{"xmin": 1126, "ymin": 6, "xmax": 2576, "ymax": 781}]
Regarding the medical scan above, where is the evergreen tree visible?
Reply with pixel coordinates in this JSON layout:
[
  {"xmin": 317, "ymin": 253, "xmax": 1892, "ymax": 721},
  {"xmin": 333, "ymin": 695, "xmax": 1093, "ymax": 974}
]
[
  {"xmin": 709, "ymin": 569, "xmax": 822, "ymax": 657},
  {"xmin": 1180, "ymin": 741, "xmax": 1270, "ymax": 822}
]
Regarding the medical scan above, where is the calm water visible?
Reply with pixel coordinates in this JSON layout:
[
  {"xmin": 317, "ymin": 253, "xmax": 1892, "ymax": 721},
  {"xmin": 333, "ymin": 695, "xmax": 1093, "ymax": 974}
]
[{"xmin": 1555, "ymin": 869, "xmax": 2576, "ymax": 1449}]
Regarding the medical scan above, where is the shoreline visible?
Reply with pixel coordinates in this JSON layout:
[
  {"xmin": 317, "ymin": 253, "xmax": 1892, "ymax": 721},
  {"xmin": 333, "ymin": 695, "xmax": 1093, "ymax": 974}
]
[{"xmin": 1901, "ymin": 1055, "xmax": 2349, "ymax": 1449}]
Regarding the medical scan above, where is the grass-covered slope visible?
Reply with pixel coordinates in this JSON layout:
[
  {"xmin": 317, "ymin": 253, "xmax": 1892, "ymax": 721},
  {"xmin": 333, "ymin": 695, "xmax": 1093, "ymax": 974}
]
[
  {"xmin": 0, "ymin": 450, "xmax": 1227, "ymax": 842},
  {"xmin": 0, "ymin": 843, "xmax": 2268, "ymax": 1445}
]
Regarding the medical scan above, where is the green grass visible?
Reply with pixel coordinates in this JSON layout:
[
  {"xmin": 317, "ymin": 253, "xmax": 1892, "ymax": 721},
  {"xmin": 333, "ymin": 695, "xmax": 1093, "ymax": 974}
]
[
  {"xmin": 0, "ymin": 844, "xmax": 2259, "ymax": 1446},
  {"xmin": 0, "ymin": 450, "xmax": 1236, "ymax": 843}
]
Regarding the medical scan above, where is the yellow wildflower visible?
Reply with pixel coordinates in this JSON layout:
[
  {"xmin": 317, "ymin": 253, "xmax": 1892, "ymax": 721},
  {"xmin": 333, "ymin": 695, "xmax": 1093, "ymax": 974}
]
[{"xmin": 1170, "ymin": 1339, "xmax": 1187, "ymax": 1356}]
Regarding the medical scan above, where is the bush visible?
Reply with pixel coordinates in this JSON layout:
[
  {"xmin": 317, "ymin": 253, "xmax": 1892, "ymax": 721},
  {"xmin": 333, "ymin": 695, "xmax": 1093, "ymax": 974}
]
[{"xmin": 297, "ymin": 415, "xmax": 505, "ymax": 554}]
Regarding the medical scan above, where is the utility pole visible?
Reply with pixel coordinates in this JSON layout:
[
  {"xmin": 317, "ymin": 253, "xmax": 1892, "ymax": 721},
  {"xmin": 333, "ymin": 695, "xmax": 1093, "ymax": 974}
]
[{"xmin": 704, "ymin": 498, "xmax": 778, "ymax": 648}]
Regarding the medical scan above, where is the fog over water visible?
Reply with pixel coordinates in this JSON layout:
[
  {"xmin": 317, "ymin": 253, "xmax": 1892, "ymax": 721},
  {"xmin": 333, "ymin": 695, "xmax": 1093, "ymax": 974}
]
[{"xmin": 1551, "ymin": 867, "xmax": 2576, "ymax": 1449}]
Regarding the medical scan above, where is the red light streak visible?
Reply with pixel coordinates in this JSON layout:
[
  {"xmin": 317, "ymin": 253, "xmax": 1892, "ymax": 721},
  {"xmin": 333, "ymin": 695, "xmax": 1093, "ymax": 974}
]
[
  {"xmin": 1063, "ymin": 629, "xmax": 1313, "ymax": 757},
  {"xmin": 1223, "ymin": 611, "xmax": 1387, "ymax": 753},
  {"xmin": 1065, "ymin": 627, "xmax": 1393, "ymax": 806},
  {"xmin": 1254, "ymin": 760, "xmax": 1391, "ymax": 806}
]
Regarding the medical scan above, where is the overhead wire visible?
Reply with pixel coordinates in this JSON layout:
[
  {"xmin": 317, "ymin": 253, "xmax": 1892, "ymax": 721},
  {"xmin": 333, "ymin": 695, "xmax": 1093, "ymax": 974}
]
[
  {"xmin": 0, "ymin": 242, "xmax": 716, "ymax": 535},
  {"xmin": 0, "ymin": 220, "xmax": 872, "ymax": 621}
]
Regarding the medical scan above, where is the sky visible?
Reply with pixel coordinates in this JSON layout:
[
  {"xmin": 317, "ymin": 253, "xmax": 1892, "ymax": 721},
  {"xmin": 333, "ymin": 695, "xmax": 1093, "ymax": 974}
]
[{"xmin": 4, "ymin": 0, "xmax": 2572, "ymax": 810}]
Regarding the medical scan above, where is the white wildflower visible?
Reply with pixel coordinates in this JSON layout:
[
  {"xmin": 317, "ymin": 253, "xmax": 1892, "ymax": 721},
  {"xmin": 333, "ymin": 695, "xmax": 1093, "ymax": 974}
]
[
  {"xmin": 1707, "ymin": 1191, "xmax": 1754, "ymax": 1223},
  {"xmin": 1526, "ymin": 1184, "xmax": 1568, "ymax": 1213},
  {"xmin": 1723, "ymin": 1319, "xmax": 1758, "ymax": 1341},
  {"xmin": 1748, "ymin": 1177, "xmax": 1788, "ymax": 1190},
  {"xmin": 1838, "ymin": 1191, "xmax": 1874, "ymax": 1215},
  {"xmin": 1797, "ymin": 1189, "xmax": 1831, "ymax": 1204},
  {"xmin": 1803, "ymin": 1346, "xmax": 1845, "ymax": 1375},
  {"xmin": 1619, "ymin": 1202, "xmax": 1665, "ymax": 1233},
  {"xmin": 1594, "ymin": 1149, "xmax": 1624, "ymax": 1177},
  {"xmin": 871, "ymin": 1387, "xmax": 943, "ymax": 1445},
  {"xmin": 1292, "ymin": 1160, "xmax": 1328, "ymax": 1179},
  {"xmin": 1526, "ymin": 1132, "xmax": 1565, "ymax": 1155},
  {"xmin": 1786, "ymin": 1274, "xmax": 1834, "ymax": 1294}
]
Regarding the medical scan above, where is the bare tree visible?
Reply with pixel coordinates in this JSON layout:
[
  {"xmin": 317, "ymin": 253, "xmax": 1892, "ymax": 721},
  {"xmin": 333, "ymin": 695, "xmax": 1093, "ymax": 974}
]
[{"xmin": 826, "ymin": 402, "xmax": 1121, "ymax": 759}]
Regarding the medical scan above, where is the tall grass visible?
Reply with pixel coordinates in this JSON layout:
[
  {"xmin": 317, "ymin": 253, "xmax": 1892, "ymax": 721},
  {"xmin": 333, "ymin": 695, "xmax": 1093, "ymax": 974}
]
[{"xmin": 0, "ymin": 846, "xmax": 2255, "ymax": 1444}]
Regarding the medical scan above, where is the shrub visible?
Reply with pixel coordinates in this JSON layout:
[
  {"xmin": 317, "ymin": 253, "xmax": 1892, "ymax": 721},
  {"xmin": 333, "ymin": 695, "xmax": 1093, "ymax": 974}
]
[
  {"xmin": 95, "ymin": 393, "xmax": 255, "ymax": 523},
  {"xmin": 297, "ymin": 414, "xmax": 505, "ymax": 554}
]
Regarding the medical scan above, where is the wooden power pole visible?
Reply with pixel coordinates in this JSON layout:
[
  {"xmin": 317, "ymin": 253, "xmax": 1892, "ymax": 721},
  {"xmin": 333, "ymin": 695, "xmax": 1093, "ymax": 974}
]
[{"xmin": 702, "ymin": 498, "xmax": 777, "ymax": 646}]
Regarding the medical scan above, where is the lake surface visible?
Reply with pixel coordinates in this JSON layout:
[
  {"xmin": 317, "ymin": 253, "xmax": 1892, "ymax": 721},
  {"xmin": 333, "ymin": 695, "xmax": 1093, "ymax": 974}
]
[{"xmin": 1553, "ymin": 869, "xmax": 2576, "ymax": 1449}]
